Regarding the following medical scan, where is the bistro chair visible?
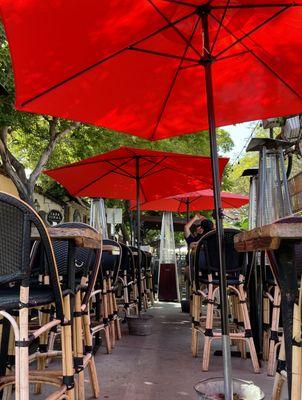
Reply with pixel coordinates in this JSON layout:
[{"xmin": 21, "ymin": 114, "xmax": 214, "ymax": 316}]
[
  {"xmin": 30, "ymin": 221, "xmax": 102, "ymax": 399},
  {"xmin": 0, "ymin": 192, "xmax": 75, "ymax": 400},
  {"xmin": 192, "ymin": 228, "xmax": 260, "ymax": 373},
  {"xmin": 102, "ymin": 239, "xmax": 122, "ymax": 346},
  {"xmin": 117, "ymin": 243, "xmax": 139, "ymax": 316},
  {"xmin": 130, "ymin": 246, "xmax": 148, "ymax": 311},
  {"xmin": 144, "ymin": 251, "xmax": 155, "ymax": 306}
]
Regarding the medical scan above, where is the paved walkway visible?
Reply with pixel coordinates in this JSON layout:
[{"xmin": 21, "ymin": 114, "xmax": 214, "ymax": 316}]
[{"xmin": 92, "ymin": 302, "xmax": 287, "ymax": 399}]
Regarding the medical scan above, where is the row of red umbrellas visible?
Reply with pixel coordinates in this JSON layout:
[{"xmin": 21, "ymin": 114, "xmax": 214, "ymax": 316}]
[{"xmin": 2, "ymin": 1, "xmax": 302, "ymax": 397}]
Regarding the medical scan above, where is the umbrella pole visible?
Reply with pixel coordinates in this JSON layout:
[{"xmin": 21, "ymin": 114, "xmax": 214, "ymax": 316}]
[
  {"xmin": 200, "ymin": 7, "xmax": 233, "ymax": 399},
  {"xmin": 135, "ymin": 157, "xmax": 142, "ymax": 315},
  {"xmin": 186, "ymin": 198, "xmax": 190, "ymax": 222}
]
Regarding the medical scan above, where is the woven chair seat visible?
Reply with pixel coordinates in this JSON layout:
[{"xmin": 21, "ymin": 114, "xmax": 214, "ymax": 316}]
[{"xmin": 0, "ymin": 285, "xmax": 55, "ymax": 310}]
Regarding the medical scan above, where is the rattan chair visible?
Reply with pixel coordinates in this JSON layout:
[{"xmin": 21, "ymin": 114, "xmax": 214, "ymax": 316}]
[
  {"xmin": 101, "ymin": 239, "xmax": 122, "ymax": 348},
  {"xmin": 0, "ymin": 192, "xmax": 75, "ymax": 400},
  {"xmin": 117, "ymin": 243, "xmax": 139, "ymax": 316},
  {"xmin": 192, "ymin": 228, "xmax": 260, "ymax": 373}
]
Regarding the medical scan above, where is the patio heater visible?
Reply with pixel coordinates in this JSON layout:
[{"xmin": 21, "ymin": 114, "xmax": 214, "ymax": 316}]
[
  {"xmin": 246, "ymin": 137, "xmax": 293, "ymax": 227},
  {"xmin": 158, "ymin": 212, "xmax": 180, "ymax": 302},
  {"xmin": 241, "ymin": 168, "xmax": 259, "ymax": 230},
  {"xmin": 241, "ymin": 167, "xmax": 263, "ymax": 353},
  {"xmin": 90, "ymin": 198, "xmax": 108, "ymax": 238}
]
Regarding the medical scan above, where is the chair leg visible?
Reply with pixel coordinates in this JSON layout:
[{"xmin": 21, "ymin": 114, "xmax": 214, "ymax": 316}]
[
  {"xmin": 73, "ymin": 291, "xmax": 85, "ymax": 400},
  {"xmin": 113, "ymin": 293, "xmax": 122, "ymax": 341},
  {"xmin": 191, "ymin": 327, "xmax": 199, "ymax": 357},
  {"xmin": 202, "ymin": 278, "xmax": 214, "ymax": 372},
  {"xmin": 34, "ymin": 305, "xmax": 50, "ymax": 394},
  {"xmin": 61, "ymin": 295, "xmax": 75, "ymax": 400},
  {"xmin": 272, "ymin": 335, "xmax": 286, "ymax": 400},
  {"xmin": 238, "ymin": 276, "xmax": 260, "ymax": 373},
  {"xmin": 202, "ymin": 336, "xmax": 212, "ymax": 372},
  {"xmin": 18, "ymin": 286, "xmax": 29, "ymax": 400},
  {"xmin": 2, "ymin": 323, "xmax": 14, "ymax": 400},
  {"xmin": 82, "ymin": 302, "xmax": 100, "ymax": 399},
  {"xmin": 268, "ymin": 285, "xmax": 281, "ymax": 376}
]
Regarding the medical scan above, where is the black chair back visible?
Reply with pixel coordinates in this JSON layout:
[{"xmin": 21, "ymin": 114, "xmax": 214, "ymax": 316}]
[
  {"xmin": 0, "ymin": 192, "xmax": 64, "ymax": 320},
  {"xmin": 195, "ymin": 228, "xmax": 246, "ymax": 284}
]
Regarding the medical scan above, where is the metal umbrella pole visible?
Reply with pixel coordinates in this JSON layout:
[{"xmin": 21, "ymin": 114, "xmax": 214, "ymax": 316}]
[
  {"xmin": 135, "ymin": 156, "xmax": 142, "ymax": 314},
  {"xmin": 186, "ymin": 198, "xmax": 190, "ymax": 222},
  {"xmin": 200, "ymin": 6, "xmax": 233, "ymax": 399}
]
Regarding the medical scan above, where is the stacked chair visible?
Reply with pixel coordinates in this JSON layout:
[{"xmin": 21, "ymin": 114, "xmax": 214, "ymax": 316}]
[
  {"xmin": 92, "ymin": 239, "xmax": 122, "ymax": 351},
  {"xmin": 0, "ymin": 192, "xmax": 154, "ymax": 399},
  {"xmin": 0, "ymin": 193, "xmax": 103, "ymax": 399},
  {"xmin": 117, "ymin": 243, "xmax": 139, "ymax": 316},
  {"xmin": 144, "ymin": 251, "xmax": 155, "ymax": 307},
  {"xmin": 191, "ymin": 228, "xmax": 260, "ymax": 373},
  {"xmin": 130, "ymin": 246, "xmax": 148, "ymax": 311}
]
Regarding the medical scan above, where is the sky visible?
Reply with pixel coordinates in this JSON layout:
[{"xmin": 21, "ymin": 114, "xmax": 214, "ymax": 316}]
[{"xmin": 222, "ymin": 120, "xmax": 259, "ymax": 162}]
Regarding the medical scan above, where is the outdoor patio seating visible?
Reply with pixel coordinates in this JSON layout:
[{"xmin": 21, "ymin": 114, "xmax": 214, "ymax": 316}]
[
  {"xmin": 144, "ymin": 251, "xmax": 155, "ymax": 306},
  {"xmin": 117, "ymin": 243, "xmax": 139, "ymax": 316},
  {"xmin": 191, "ymin": 228, "xmax": 260, "ymax": 373},
  {"xmin": 262, "ymin": 265, "xmax": 282, "ymax": 376},
  {"xmin": 96, "ymin": 239, "xmax": 122, "ymax": 350},
  {"xmin": 0, "ymin": 192, "xmax": 75, "ymax": 400},
  {"xmin": 130, "ymin": 246, "xmax": 148, "ymax": 311},
  {"xmin": 30, "ymin": 221, "xmax": 102, "ymax": 399}
]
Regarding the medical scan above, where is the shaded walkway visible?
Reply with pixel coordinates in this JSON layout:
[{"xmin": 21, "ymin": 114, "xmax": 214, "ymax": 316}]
[{"xmin": 93, "ymin": 302, "xmax": 286, "ymax": 399}]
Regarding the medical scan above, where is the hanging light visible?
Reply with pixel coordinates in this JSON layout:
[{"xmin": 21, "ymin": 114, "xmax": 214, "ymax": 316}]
[{"xmin": 282, "ymin": 116, "xmax": 301, "ymax": 142}]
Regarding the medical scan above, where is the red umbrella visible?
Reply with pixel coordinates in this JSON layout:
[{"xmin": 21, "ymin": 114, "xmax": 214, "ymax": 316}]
[
  {"xmin": 44, "ymin": 146, "xmax": 228, "ymax": 201},
  {"xmin": 45, "ymin": 146, "xmax": 228, "ymax": 313},
  {"xmin": 1, "ymin": 1, "xmax": 301, "ymax": 139},
  {"xmin": 130, "ymin": 189, "xmax": 249, "ymax": 213},
  {"xmin": 2, "ymin": 2, "xmax": 301, "ymax": 396}
]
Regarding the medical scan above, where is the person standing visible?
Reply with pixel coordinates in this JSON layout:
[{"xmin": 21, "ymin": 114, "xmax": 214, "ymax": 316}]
[{"xmin": 184, "ymin": 213, "xmax": 213, "ymax": 246}]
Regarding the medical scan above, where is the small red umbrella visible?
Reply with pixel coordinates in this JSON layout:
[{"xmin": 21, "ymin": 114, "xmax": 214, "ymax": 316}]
[
  {"xmin": 44, "ymin": 146, "xmax": 228, "ymax": 201},
  {"xmin": 44, "ymin": 146, "xmax": 228, "ymax": 312},
  {"xmin": 130, "ymin": 189, "xmax": 249, "ymax": 213}
]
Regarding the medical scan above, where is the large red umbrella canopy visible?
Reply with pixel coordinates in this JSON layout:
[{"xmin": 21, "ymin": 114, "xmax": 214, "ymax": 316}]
[
  {"xmin": 130, "ymin": 189, "xmax": 248, "ymax": 212},
  {"xmin": 44, "ymin": 146, "xmax": 228, "ymax": 201},
  {"xmin": 1, "ymin": 1, "xmax": 302, "ymax": 139}
]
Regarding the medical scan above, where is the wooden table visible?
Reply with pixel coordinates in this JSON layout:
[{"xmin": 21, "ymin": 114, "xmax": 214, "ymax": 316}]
[
  {"xmin": 32, "ymin": 226, "xmax": 102, "ymax": 249},
  {"xmin": 234, "ymin": 217, "xmax": 302, "ymax": 399},
  {"xmin": 32, "ymin": 226, "xmax": 102, "ymax": 292}
]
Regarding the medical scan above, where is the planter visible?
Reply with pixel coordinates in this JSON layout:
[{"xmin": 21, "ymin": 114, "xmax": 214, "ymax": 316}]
[
  {"xmin": 127, "ymin": 314, "xmax": 153, "ymax": 336},
  {"xmin": 194, "ymin": 378, "xmax": 265, "ymax": 400},
  {"xmin": 181, "ymin": 299, "xmax": 190, "ymax": 313}
]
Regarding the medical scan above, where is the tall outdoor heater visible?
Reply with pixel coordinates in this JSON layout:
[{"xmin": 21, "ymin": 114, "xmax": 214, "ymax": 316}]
[
  {"xmin": 241, "ymin": 168, "xmax": 263, "ymax": 353},
  {"xmin": 158, "ymin": 212, "xmax": 180, "ymax": 302},
  {"xmin": 246, "ymin": 138, "xmax": 292, "ymax": 226},
  {"xmin": 241, "ymin": 168, "xmax": 259, "ymax": 230},
  {"xmin": 90, "ymin": 198, "xmax": 108, "ymax": 238}
]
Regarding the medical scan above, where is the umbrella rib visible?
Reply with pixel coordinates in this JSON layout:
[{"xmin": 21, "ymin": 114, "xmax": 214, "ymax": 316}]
[
  {"xmin": 210, "ymin": 0, "xmax": 231, "ymax": 54},
  {"xmin": 211, "ymin": 3, "xmax": 302, "ymax": 9},
  {"xmin": 147, "ymin": 0, "xmax": 203, "ymax": 58},
  {"xmin": 216, "ymin": 50, "xmax": 250, "ymax": 63},
  {"xmin": 73, "ymin": 158, "xmax": 134, "ymax": 196},
  {"xmin": 129, "ymin": 47, "xmax": 199, "ymax": 63},
  {"xmin": 140, "ymin": 156, "xmax": 168, "ymax": 179},
  {"xmin": 210, "ymin": 13, "xmax": 302, "ymax": 102},
  {"xmin": 214, "ymin": 5, "xmax": 291, "ymax": 59},
  {"xmin": 20, "ymin": 10, "xmax": 195, "ymax": 107},
  {"xmin": 163, "ymin": 0, "xmax": 198, "ymax": 7},
  {"xmin": 179, "ymin": 62, "xmax": 201, "ymax": 71},
  {"xmin": 149, "ymin": 18, "xmax": 200, "ymax": 140}
]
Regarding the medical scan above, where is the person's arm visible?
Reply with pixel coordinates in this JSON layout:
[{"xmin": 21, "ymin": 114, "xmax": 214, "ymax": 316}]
[{"xmin": 184, "ymin": 214, "xmax": 204, "ymax": 238}]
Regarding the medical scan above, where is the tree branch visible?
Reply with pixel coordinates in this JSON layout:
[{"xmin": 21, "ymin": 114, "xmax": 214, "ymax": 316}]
[
  {"xmin": 0, "ymin": 126, "xmax": 29, "ymax": 198},
  {"xmin": 29, "ymin": 120, "xmax": 80, "ymax": 186}
]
